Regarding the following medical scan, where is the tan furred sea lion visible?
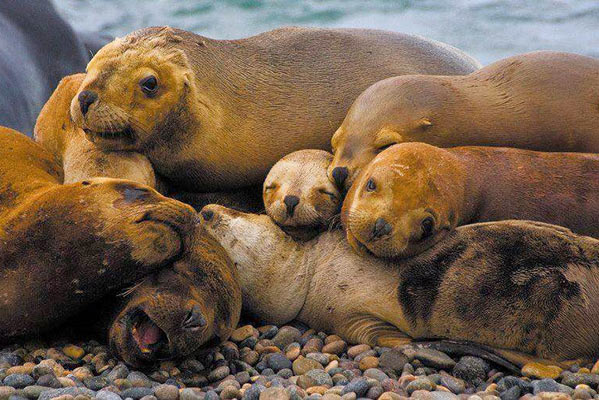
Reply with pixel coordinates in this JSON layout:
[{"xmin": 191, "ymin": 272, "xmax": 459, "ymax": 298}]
[
  {"xmin": 329, "ymin": 51, "xmax": 599, "ymax": 190},
  {"xmin": 0, "ymin": 126, "xmax": 196, "ymax": 339},
  {"xmin": 35, "ymin": 73, "xmax": 264, "ymax": 212},
  {"xmin": 109, "ymin": 225, "xmax": 241, "ymax": 367},
  {"xmin": 34, "ymin": 73, "xmax": 158, "ymax": 187},
  {"xmin": 70, "ymin": 26, "xmax": 480, "ymax": 192},
  {"xmin": 263, "ymin": 150, "xmax": 340, "ymax": 238},
  {"xmin": 342, "ymin": 143, "xmax": 599, "ymax": 259},
  {"xmin": 201, "ymin": 205, "xmax": 599, "ymax": 366}
]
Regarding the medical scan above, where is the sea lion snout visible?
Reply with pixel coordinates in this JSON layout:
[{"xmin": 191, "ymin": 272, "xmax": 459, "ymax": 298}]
[
  {"xmin": 284, "ymin": 195, "xmax": 300, "ymax": 216},
  {"xmin": 78, "ymin": 90, "xmax": 98, "ymax": 116},
  {"xmin": 331, "ymin": 166, "xmax": 349, "ymax": 189},
  {"xmin": 371, "ymin": 217, "xmax": 392, "ymax": 240}
]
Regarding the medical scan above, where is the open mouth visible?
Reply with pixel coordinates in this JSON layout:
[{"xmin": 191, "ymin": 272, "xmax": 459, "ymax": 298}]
[
  {"xmin": 128, "ymin": 309, "xmax": 169, "ymax": 357},
  {"xmin": 83, "ymin": 126, "xmax": 135, "ymax": 141}
]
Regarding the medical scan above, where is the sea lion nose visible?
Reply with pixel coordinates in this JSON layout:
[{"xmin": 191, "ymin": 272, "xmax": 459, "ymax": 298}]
[
  {"xmin": 201, "ymin": 210, "xmax": 214, "ymax": 222},
  {"xmin": 372, "ymin": 217, "xmax": 392, "ymax": 240},
  {"xmin": 78, "ymin": 90, "xmax": 98, "ymax": 116},
  {"xmin": 284, "ymin": 195, "xmax": 300, "ymax": 217},
  {"xmin": 331, "ymin": 167, "xmax": 349, "ymax": 189}
]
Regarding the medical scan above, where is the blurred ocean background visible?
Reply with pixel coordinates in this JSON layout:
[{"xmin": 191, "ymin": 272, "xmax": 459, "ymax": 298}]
[{"xmin": 54, "ymin": 0, "xmax": 599, "ymax": 65}]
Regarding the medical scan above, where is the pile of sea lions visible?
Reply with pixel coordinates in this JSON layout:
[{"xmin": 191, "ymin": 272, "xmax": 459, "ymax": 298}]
[{"xmin": 2, "ymin": 20, "xmax": 599, "ymax": 372}]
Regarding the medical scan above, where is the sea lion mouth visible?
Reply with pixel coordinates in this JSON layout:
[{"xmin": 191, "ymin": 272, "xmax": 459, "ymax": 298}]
[
  {"xmin": 83, "ymin": 126, "xmax": 136, "ymax": 142},
  {"xmin": 128, "ymin": 308, "xmax": 170, "ymax": 359}
]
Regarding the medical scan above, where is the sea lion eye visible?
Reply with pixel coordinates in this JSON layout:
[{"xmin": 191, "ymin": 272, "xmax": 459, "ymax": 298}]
[
  {"xmin": 365, "ymin": 178, "xmax": 377, "ymax": 192},
  {"xmin": 264, "ymin": 184, "xmax": 277, "ymax": 191},
  {"xmin": 421, "ymin": 217, "xmax": 435, "ymax": 240},
  {"xmin": 139, "ymin": 76, "xmax": 158, "ymax": 96},
  {"xmin": 318, "ymin": 188, "xmax": 337, "ymax": 199},
  {"xmin": 377, "ymin": 142, "xmax": 396, "ymax": 153}
]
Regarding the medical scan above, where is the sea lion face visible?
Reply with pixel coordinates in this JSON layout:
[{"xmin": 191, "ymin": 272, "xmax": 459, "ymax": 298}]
[
  {"xmin": 109, "ymin": 268, "xmax": 213, "ymax": 367},
  {"xmin": 264, "ymin": 150, "xmax": 340, "ymax": 229},
  {"xmin": 328, "ymin": 77, "xmax": 446, "ymax": 191},
  {"xmin": 71, "ymin": 28, "xmax": 194, "ymax": 152},
  {"xmin": 342, "ymin": 143, "xmax": 459, "ymax": 259},
  {"xmin": 70, "ymin": 178, "xmax": 196, "ymax": 265}
]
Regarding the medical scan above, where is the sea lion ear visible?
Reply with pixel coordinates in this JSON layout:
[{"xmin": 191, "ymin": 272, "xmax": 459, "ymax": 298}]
[{"xmin": 419, "ymin": 118, "xmax": 433, "ymax": 129}]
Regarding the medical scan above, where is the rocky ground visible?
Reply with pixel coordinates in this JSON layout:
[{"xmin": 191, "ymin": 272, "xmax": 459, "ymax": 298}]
[{"xmin": 1, "ymin": 322, "xmax": 597, "ymax": 400}]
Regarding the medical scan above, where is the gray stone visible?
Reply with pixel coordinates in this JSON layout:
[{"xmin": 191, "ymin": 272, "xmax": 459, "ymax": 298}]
[
  {"xmin": 96, "ymin": 390, "xmax": 124, "ymax": 400},
  {"xmin": 121, "ymin": 387, "xmax": 154, "ymax": 400},
  {"xmin": 38, "ymin": 387, "xmax": 96, "ymax": 400},
  {"xmin": 305, "ymin": 369, "xmax": 333, "ymax": 387},
  {"xmin": 3, "ymin": 374, "xmax": 34, "ymax": 389},
  {"xmin": 412, "ymin": 349, "xmax": 456, "ymax": 370},
  {"xmin": 340, "ymin": 378, "xmax": 369, "ymax": 397}
]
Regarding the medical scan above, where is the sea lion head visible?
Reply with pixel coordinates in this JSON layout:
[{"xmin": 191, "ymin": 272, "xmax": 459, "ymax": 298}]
[
  {"xmin": 329, "ymin": 76, "xmax": 454, "ymax": 191},
  {"xmin": 264, "ymin": 150, "xmax": 341, "ymax": 231},
  {"xmin": 110, "ymin": 225, "xmax": 241, "ymax": 367},
  {"xmin": 42, "ymin": 178, "xmax": 196, "ymax": 267},
  {"xmin": 341, "ymin": 143, "xmax": 463, "ymax": 258},
  {"xmin": 71, "ymin": 27, "xmax": 196, "ymax": 152}
]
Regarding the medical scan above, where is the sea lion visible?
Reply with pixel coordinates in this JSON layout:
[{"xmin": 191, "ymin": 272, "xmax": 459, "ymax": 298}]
[
  {"xmin": 342, "ymin": 143, "xmax": 599, "ymax": 258},
  {"xmin": 329, "ymin": 51, "xmax": 599, "ymax": 190},
  {"xmin": 201, "ymin": 205, "xmax": 599, "ymax": 366},
  {"xmin": 0, "ymin": 126, "xmax": 196, "ymax": 339},
  {"xmin": 264, "ymin": 150, "xmax": 340, "ymax": 238},
  {"xmin": 0, "ymin": 0, "xmax": 91, "ymax": 135},
  {"xmin": 110, "ymin": 225, "xmax": 241, "ymax": 367},
  {"xmin": 70, "ymin": 26, "xmax": 480, "ymax": 192},
  {"xmin": 35, "ymin": 73, "xmax": 158, "ymax": 187},
  {"xmin": 35, "ymin": 74, "xmax": 263, "ymax": 212}
]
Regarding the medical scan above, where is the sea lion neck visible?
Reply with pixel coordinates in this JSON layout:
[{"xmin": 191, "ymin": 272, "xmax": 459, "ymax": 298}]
[{"xmin": 236, "ymin": 232, "xmax": 310, "ymax": 325}]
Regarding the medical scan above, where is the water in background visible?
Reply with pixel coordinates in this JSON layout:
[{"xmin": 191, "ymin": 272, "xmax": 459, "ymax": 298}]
[{"xmin": 54, "ymin": 0, "xmax": 599, "ymax": 65}]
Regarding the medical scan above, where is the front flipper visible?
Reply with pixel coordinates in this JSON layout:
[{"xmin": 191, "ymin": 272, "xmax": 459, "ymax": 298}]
[{"xmin": 339, "ymin": 315, "xmax": 413, "ymax": 347}]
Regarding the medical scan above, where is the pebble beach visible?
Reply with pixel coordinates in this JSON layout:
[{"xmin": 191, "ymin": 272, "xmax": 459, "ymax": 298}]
[{"xmin": 1, "ymin": 322, "xmax": 597, "ymax": 400}]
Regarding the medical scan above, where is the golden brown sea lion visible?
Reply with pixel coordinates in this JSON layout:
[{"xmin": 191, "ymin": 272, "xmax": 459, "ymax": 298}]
[
  {"xmin": 109, "ymin": 225, "xmax": 241, "ymax": 367},
  {"xmin": 263, "ymin": 150, "xmax": 340, "ymax": 239},
  {"xmin": 70, "ymin": 26, "xmax": 480, "ymax": 192},
  {"xmin": 329, "ymin": 51, "xmax": 599, "ymax": 190},
  {"xmin": 201, "ymin": 205, "xmax": 599, "ymax": 366},
  {"xmin": 34, "ymin": 73, "xmax": 158, "ymax": 187},
  {"xmin": 35, "ymin": 73, "xmax": 263, "ymax": 212},
  {"xmin": 342, "ymin": 143, "xmax": 599, "ymax": 259},
  {"xmin": 0, "ymin": 126, "xmax": 196, "ymax": 339}
]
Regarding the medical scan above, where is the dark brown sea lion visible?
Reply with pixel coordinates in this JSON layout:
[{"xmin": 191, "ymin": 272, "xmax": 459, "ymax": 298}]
[
  {"xmin": 0, "ymin": 126, "xmax": 196, "ymax": 339},
  {"xmin": 329, "ymin": 51, "xmax": 599, "ymax": 190},
  {"xmin": 70, "ymin": 26, "xmax": 480, "ymax": 192},
  {"xmin": 201, "ymin": 205, "xmax": 599, "ymax": 366},
  {"xmin": 109, "ymin": 225, "xmax": 241, "ymax": 367},
  {"xmin": 342, "ymin": 143, "xmax": 599, "ymax": 258}
]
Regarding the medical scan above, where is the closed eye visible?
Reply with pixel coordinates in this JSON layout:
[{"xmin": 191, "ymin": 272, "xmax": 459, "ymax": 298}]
[
  {"xmin": 318, "ymin": 189, "xmax": 338, "ymax": 199},
  {"xmin": 264, "ymin": 184, "xmax": 277, "ymax": 191},
  {"xmin": 376, "ymin": 143, "xmax": 396, "ymax": 153}
]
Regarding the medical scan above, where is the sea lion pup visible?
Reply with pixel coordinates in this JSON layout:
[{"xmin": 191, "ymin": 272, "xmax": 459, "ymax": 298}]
[
  {"xmin": 329, "ymin": 51, "xmax": 599, "ymax": 190},
  {"xmin": 264, "ymin": 150, "xmax": 340, "ymax": 239},
  {"xmin": 201, "ymin": 205, "xmax": 599, "ymax": 366},
  {"xmin": 0, "ymin": 126, "xmax": 196, "ymax": 339},
  {"xmin": 70, "ymin": 26, "xmax": 480, "ymax": 192},
  {"xmin": 342, "ymin": 143, "xmax": 599, "ymax": 258},
  {"xmin": 35, "ymin": 73, "xmax": 158, "ymax": 187},
  {"xmin": 109, "ymin": 225, "xmax": 241, "ymax": 367}
]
